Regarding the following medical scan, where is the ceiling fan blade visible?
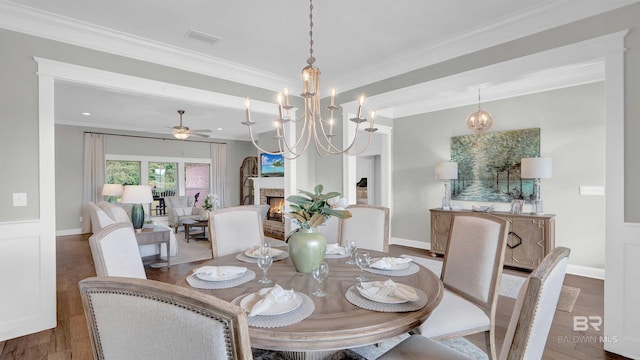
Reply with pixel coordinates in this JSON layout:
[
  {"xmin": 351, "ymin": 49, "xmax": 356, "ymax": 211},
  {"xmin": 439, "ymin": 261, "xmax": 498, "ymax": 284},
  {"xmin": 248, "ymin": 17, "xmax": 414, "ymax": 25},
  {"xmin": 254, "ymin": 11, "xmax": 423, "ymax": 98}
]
[
  {"xmin": 189, "ymin": 129, "xmax": 212, "ymax": 132},
  {"xmin": 190, "ymin": 133, "xmax": 210, "ymax": 138}
]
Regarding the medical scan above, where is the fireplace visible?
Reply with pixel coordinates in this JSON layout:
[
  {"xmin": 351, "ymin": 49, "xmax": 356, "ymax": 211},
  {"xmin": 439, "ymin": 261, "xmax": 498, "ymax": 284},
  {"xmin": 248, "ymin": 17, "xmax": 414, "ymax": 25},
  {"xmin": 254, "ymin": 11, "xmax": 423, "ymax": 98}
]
[
  {"xmin": 266, "ymin": 196, "xmax": 285, "ymax": 221},
  {"xmin": 259, "ymin": 187, "xmax": 285, "ymax": 240}
]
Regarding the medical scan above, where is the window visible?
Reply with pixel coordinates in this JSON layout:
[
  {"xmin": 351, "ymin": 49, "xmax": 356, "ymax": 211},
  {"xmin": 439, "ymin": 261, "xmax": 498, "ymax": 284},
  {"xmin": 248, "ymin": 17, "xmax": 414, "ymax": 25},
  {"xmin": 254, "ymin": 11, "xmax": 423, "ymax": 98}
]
[
  {"xmin": 148, "ymin": 162, "xmax": 177, "ymax": 195},
  {"xmin": 185, "ymin": 163, "xmax": 210, "ymax": 207},
  {"xmin": 106, "ymin": 160, "xmax": 140, "ymax": 185}
]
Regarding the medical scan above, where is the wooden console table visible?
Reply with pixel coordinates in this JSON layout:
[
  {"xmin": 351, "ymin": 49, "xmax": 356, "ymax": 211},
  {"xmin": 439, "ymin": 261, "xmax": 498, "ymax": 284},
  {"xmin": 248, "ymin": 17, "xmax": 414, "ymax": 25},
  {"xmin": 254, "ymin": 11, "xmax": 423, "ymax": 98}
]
[
  {"xmin": 430, "ymin": 208, "xmax": 555, "ymax": 270},
  {"xmin": 135, "ymin": 226, "xmax": 171, "ymax": 267}
]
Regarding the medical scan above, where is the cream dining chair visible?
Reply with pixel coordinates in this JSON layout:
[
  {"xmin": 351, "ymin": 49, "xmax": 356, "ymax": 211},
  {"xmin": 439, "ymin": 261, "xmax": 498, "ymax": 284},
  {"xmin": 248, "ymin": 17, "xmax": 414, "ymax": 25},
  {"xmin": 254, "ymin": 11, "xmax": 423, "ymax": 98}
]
[
  {"xmin": 79, "ymin": 276, "xmax": 253, "ymax": 360},
  {"xmin": 316, "ymin": 215, "xmax": 341, "ymax": 244},
  {"xmin": 414, "ymin": 212, "xmax": 508, "ymax": 359},
  {"xmin": 377, "ymin": 246, "xmax": 571, "ymax": 360},
  {"xmin": 208, "ymin": 206, "xmax": 264, "ymax": 257},
  {"xmin": 88, "ymin": 222, "xmax": 146, "ymax": 279},
  {"xmin": 340, "ymin": 204, "xmax": 390, "ymax": 252}
]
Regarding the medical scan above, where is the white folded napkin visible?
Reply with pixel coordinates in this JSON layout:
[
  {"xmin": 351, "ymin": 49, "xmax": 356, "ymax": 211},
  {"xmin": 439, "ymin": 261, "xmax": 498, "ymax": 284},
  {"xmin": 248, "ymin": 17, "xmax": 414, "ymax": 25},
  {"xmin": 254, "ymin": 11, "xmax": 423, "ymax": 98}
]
[
  {"xmin": 195, "ymin": 266, "xmax": 247, "ymax": 280},
  {"xmin": 249, "ymin": 284, "xmax": 296, "ymax": 317},
  {"xmin": 247, "ymin": 247, "xmax": 284, "ymax": 258},
  {"xmin": 369, "ymin": 257, "xmax": 413, "ymax": 270},
  {"xmin": 357, "ymin": 279, "xmax": 419, "ymax": 302},
  {"xmin": 325, "ymin": 243, "xmax": 347, "ymax": 255}
]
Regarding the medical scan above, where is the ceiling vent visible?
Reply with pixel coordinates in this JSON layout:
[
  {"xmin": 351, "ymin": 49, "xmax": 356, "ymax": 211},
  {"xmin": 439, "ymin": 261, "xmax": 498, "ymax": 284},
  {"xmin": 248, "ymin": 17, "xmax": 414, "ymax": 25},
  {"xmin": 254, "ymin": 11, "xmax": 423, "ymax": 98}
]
[{"xmin": 185, "ymin": 29, "xmax": 221, "ymax": 45}]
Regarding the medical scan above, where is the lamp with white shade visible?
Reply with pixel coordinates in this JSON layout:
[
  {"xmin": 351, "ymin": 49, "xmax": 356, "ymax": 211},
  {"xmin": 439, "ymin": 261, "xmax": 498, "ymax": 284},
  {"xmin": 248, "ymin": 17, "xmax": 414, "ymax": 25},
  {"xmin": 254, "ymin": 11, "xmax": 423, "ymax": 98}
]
[
  {"xmin": 435, "ymin": 161, "xmax": 458, "ymax": 210},
  {"xmin": 121, "ymin": 185, "xmax": 154, "ymax": 232},
  {"xmin": 521, "ymin": 157, "xmax": 552, "ymax": 215},
  {"xmin": 101, "ymin": 184, "xmax": 123, "ymax": 203}
]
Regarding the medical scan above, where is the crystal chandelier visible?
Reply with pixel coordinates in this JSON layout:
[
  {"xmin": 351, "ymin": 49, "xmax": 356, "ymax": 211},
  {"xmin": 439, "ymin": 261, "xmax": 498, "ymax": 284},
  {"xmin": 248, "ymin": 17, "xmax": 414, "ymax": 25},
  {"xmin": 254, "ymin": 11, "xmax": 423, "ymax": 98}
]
[
  {"xmin": 243, "ymin": 0, "xmax": 378, "ymax": 159},
  {"xmin": 465, "ymin": 89, "xmax": 494, "ymax": 133}
]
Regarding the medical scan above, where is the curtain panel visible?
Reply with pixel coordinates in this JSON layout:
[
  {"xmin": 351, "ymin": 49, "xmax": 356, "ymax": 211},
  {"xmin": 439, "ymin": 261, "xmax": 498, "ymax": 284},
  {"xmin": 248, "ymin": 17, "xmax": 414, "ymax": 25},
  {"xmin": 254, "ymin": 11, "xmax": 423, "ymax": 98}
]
[
  {"xmin": 210, "ymin": 143, "xmax": 227, "ymax": 208},
  {"xmin": 81, "ymin": 133, "xmax": 105, "ymax": 233}
]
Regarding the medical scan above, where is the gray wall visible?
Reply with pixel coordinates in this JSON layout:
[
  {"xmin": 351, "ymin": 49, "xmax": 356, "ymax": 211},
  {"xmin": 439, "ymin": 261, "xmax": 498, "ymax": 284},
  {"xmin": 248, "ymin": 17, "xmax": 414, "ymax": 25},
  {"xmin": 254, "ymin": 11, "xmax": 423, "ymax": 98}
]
[
  {"xmin": 393, "ymin": 83, "xmax": 605, "ymax": 268},
  {"xmin": 55, "ymin": 124, "xmax": 256, "ymax": 231}
]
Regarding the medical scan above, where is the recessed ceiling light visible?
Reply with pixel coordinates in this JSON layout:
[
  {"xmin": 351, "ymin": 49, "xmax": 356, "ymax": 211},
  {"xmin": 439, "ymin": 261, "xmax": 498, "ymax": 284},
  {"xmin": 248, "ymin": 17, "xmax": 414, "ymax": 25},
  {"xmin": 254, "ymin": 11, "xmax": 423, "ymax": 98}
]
[
  {"xmin": 217, "ymin": 128, "xmax": 223, "ymax": 131},
  {"xmin": 82, "ymin": 112, "xmax": 91, "ymax": 116}
]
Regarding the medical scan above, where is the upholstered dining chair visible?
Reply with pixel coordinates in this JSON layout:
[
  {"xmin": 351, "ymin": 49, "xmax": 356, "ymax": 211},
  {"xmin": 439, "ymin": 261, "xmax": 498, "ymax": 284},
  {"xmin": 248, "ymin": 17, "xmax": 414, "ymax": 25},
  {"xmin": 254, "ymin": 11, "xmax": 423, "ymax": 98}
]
[
  {"xmin": 415, "ymin": 212, "xmax": 508, "ymax": 359},
  {"xmin": 208, "ymin": 206, "xmax": 264, "ymax": 257},
  {"xmin": 317, "ymin": 215, "xmax": 341, "ymax": 244},
  {"xmin": 377, "ymin": 246, "xmax": 570, "ymax": 360},
  {"xmin": 340, "ymin": 204, "xmax": 390, "ymax": 252},
  {"xmin": 79, "ymin": 276, "xmax": 253, "ymax": 360},
  {"xmin": 88, "ymin": 222, "xmax": 146, "ymax": 279}
]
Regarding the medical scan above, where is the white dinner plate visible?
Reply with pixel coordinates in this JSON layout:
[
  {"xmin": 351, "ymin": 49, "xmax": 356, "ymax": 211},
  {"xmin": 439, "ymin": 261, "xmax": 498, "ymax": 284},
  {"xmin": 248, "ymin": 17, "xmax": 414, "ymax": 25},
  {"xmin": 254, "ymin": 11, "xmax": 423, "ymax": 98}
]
[
  {"xmin": 194, "ymin": 266, "xmax": 247, "ymax": 282},
  {"xmin": 369, "ymin": 257, "xmax": 411, "ymax": 270},
  {"xmin": 244, "ymin": 247, "xmax": 284, "ymax": 258},
  {"xmin": 240, "ymin": 292, "xmax": 303, "ymax": 316},
  {"xmin": 356, "ymin": 283, "xmax": 416, "ymax": 304}
]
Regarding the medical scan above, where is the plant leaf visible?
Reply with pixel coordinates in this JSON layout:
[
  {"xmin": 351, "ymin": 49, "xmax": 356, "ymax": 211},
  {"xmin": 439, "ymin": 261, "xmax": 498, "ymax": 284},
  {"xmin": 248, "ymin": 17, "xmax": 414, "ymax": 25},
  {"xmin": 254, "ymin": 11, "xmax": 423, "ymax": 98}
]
[
  {"xmin": 314, "ymin": 184, "xmax": 324, "ymax": 195},
  {"xmin": 309, "ymin": 213, "xmax": 325, "ymax": 227}
]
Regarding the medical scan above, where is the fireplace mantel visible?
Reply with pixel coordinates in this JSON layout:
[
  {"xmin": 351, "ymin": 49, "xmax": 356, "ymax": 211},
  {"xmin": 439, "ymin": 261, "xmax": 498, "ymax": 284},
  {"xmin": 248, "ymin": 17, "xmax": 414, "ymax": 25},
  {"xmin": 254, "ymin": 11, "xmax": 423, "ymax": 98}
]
[{"xmin": 250, "ymin": 177, "xmax": 284, "ymax": 205}]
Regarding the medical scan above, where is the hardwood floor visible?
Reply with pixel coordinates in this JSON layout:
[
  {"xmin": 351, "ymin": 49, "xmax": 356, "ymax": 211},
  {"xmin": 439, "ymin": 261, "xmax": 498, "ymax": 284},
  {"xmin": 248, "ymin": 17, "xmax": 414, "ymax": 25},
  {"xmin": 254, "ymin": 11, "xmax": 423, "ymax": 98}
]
[{"xmin": 0, "ymin": 234, "xmax": 629, "ymax": 359}]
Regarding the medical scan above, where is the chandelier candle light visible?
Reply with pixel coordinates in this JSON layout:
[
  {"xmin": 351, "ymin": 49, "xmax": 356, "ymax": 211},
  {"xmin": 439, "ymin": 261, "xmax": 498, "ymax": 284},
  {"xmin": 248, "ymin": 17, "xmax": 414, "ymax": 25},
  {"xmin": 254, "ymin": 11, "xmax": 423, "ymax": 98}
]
[
  {"xmin": 121, "ymin": 185, "xmax": 154, "ymax": 232},
  {"xmin": 435, "ymin": 161, "xmax": 458, "ymax": 210},
  {"xmin": 243, "ymin": 0, "xmax": 378, "ymax": 159},
  {"xmin": 521, "ymin": 157, "xmax": 552, "ymax": 215}
]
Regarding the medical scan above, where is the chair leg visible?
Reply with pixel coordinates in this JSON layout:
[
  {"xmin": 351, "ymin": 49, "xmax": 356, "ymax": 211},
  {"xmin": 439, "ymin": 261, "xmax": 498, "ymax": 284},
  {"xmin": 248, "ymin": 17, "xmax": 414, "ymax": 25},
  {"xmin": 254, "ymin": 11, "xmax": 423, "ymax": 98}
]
[{"xmin": 484, "ymin": 330, "xmax": 497, "ymax": 360}]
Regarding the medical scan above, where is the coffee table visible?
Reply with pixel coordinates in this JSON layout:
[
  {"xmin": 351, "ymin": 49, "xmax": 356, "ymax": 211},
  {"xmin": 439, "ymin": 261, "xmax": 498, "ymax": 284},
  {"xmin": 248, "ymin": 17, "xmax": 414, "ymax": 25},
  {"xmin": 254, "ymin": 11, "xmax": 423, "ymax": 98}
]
[{"xmin": 182, "ymin": 219, "xmax": 208, "ymax": 243}]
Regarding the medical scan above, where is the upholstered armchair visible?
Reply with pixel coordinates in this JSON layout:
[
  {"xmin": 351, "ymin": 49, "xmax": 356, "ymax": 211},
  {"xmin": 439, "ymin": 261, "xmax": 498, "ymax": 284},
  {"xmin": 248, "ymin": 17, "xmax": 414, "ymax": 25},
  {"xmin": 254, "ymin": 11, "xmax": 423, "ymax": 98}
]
[{"xmin": 166, "ymin": 195, "xmax": 204, "ymax": 232}]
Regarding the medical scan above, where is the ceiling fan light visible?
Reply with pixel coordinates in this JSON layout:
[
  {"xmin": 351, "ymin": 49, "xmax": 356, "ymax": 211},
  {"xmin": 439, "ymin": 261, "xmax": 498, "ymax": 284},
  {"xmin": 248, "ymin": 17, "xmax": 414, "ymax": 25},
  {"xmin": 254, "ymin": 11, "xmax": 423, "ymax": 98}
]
[{"xmin": 173, "ymin": 132, "xmax": 189, "ymax": 140}]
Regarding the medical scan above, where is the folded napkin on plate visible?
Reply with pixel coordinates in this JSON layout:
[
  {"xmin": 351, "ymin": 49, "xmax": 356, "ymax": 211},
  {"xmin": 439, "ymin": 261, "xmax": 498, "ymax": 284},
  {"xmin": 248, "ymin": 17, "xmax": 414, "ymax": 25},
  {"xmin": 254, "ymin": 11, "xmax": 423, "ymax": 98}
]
[
  {"xmin": 357, "ymin": 279, "xmax": 419, "ymax": 302},
  {"xmin": 369, "ymin": 257, "xmax": 412, "ymax": 270},
  {"xmin": 325, "ymin": 243, "xmax": 347, "ymax": 255},
  {"xmin": 249, "ymin": 284, "xmax": 296, "ymax": 317},
  {"xmin": 247, "ymin": 247, "xmax": 284, "ymax": 258},
  {"xmin": 195, "ymin": 265, "xmax": 247, "ymax": 278}
]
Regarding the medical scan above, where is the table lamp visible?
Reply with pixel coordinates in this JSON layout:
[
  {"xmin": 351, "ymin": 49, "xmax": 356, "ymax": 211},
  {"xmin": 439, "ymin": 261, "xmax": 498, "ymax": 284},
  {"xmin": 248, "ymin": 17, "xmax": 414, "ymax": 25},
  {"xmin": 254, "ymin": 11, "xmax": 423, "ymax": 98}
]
[
  {"xmin": 101, "ymin": 184, "xmax": 123, "ymax": 203},
  {"xmin": 121, "ymin": 185, "xmax": 154, "ymax": 232},
  {"xmin": 435, "ymin": 161, "xmax": 458, "ymax": 210},
  {"xmin": 521, "ymin": 157, "xmax": 552, "ymax": 215}
]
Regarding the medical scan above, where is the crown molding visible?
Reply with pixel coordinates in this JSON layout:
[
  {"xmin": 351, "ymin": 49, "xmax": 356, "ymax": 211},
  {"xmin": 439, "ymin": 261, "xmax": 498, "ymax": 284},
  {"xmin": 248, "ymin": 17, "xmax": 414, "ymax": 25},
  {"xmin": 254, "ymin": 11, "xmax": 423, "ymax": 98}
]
[
  {"xmin": 370, "ymin": 31, "xmax": 627, "ymax": 119},
  {"xmin": 332, "ymin": 0, "xmax": 638, "ymax": 92},
  {"xmin": 0, "ymin": 1, "xmax": 296, "ymax": 92},
  {"xmin": 1, "ymin": 0, "xmax": 636, "ymax": 94}
]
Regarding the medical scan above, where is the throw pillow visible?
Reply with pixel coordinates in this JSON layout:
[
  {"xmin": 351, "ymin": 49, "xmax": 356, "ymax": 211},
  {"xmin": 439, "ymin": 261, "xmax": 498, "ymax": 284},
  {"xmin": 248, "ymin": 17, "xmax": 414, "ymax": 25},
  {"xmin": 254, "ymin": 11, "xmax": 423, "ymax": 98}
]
[{"xmin": 175, "ymin": 207, "xmax": 193, "ymax": 216}]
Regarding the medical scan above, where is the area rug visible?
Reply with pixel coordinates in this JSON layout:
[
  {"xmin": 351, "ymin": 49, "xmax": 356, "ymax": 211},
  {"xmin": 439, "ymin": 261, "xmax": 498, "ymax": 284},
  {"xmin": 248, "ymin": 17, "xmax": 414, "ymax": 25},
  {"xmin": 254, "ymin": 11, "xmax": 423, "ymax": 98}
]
[
  {"xmin": 149, "ymin": 231, "xmax": 212, "ymax": 268},
  {"xmin": 400, "ymin": 255, "xmax": 527, "ymax": 299}
]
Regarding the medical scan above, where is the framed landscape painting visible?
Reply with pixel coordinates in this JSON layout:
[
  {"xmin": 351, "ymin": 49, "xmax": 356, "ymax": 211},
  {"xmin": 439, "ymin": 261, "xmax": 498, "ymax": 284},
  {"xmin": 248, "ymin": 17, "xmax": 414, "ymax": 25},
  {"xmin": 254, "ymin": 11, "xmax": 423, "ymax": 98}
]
[{"xmin": 450, "ymin": 128, "xmax": 540, "ymax": 202}]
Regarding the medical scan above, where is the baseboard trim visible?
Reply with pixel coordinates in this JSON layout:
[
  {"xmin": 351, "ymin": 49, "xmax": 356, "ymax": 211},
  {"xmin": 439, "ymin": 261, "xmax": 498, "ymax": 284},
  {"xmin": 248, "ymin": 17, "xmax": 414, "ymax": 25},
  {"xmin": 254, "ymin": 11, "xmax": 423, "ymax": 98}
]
[
  {"xmin": 390, "ymin": 237, "xmax": 430, "ymax": 250},
  {"xmin": 567, "ymin": 264, "xmax": 605, "ymax": 280},
  {"xmin": 56, "ymin": 228, "xmax": 83, "ymax": 236}
]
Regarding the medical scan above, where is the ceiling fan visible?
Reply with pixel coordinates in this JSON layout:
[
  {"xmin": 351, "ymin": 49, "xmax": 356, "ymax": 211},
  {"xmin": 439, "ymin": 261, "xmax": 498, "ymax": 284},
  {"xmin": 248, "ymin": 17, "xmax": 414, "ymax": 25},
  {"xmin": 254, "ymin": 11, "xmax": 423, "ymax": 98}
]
[{"xmin": 168, "ymin": 110, "xmax": 211, "ymax": 139}]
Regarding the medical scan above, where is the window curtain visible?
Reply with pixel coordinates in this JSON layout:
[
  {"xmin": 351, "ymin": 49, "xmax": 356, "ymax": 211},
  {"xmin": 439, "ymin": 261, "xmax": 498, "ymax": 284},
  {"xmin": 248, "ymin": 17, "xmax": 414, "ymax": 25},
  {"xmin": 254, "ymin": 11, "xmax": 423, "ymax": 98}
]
[
  {"xmin": 210, "ymin": 143, "xmax": 227, "ymax": 208},
  {"xmin": 81, "ymin": 133, "xmax": 106, "ymax": 233}
]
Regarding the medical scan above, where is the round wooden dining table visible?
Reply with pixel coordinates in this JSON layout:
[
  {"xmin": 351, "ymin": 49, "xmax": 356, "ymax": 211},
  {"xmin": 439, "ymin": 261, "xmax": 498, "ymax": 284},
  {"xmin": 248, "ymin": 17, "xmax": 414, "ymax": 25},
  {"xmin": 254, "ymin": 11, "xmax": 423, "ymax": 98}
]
[{"xmin": 176, "ymin": 249, "xmax": 443, "ymax": 358}]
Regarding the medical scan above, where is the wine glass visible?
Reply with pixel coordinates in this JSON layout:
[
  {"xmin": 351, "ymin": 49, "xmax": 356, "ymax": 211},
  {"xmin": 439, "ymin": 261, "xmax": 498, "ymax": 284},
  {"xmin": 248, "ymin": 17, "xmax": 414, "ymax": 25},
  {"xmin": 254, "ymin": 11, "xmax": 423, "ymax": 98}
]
[
  {"xmin": 311, "ymin": 262, "xmax": 329, "ymax": 297},
  {"xmin": 257, "ymin": 253, "xmax": 273, "ymax": 284},
  {"xmin": 345, "ymin": 240, "xmax": 357, "ymax": 265},
  {"xmin": 259, "ymin": 241, "xmax": 272, "ymax": 257},
  {"xmin": 355, "ymin": 251, "xmax": 370, "ymax": 282}
]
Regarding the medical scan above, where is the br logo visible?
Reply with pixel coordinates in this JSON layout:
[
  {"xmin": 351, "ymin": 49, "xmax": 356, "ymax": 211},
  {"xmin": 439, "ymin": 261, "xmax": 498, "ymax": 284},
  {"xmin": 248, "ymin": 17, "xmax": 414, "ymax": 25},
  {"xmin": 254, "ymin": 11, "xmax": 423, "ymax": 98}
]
[{"xmin": 573, "ymin": 316, "xmax": 602, "ymax": 331}]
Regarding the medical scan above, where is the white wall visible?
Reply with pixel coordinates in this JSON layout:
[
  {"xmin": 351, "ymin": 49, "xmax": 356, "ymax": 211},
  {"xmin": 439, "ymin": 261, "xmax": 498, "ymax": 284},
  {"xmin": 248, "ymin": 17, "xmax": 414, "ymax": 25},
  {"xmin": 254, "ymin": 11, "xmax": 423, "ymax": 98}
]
[{"xmin": 392, "ymin": 82, "xmax": 605, "ymax": 268}]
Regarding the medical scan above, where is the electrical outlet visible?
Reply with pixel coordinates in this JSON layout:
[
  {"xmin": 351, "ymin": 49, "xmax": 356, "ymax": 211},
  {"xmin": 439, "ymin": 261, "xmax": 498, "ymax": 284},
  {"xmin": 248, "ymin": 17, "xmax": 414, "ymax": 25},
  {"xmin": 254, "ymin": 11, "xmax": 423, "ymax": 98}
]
[{"xmin": 13, "ymin": 193, "xmax": 27, "ymax": 207}]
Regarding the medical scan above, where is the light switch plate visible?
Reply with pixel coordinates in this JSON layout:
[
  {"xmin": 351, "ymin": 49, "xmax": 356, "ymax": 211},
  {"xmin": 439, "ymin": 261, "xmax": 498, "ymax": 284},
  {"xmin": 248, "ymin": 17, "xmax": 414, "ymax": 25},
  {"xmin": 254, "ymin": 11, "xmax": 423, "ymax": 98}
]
[
  {"xmin": 13, "ymin": 193, "xmax": 27, "ymax": 206},
  {"xmin": 579, "ymin": 186, "xmax": 605, "ymax": 196}
]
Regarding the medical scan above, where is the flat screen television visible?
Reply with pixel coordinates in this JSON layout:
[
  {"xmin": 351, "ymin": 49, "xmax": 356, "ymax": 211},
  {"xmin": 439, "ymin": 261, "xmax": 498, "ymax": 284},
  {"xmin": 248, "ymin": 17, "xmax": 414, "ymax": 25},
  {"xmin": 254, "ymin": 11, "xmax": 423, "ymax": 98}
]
[{"xmin": 260, "ymin": 153, "xmax": 285, "ymax": 177}]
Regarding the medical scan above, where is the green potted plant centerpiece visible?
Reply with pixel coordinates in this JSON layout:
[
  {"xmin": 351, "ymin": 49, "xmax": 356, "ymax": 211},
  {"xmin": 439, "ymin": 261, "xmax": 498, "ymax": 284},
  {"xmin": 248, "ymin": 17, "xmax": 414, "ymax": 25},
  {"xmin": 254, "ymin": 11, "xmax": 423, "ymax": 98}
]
[{"xmin": 286, "ymin": 184, "xmax": 351, "ymax": 273}]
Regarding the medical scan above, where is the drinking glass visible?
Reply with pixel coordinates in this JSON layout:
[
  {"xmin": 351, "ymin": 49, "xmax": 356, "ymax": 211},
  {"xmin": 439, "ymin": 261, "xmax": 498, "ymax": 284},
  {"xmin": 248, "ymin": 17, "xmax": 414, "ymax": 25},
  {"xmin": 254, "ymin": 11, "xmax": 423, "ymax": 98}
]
[
  {"xmin": 259, "ymin": 241, "xmax": 272, "ymax": 257},
  {"xmin": 355, "ymin": 251, "xmax": 370, "ymax": 282},
  {"xmin": 311, "ymin": 262, "xmax": 329, "ymax": 297},
  {"xmin": 345, "ymin": 240, "xmax": 357, "ymax": 265},
  {"xmin": 257, "ymin": 253, "xmax": 273, "ymax": 284}
]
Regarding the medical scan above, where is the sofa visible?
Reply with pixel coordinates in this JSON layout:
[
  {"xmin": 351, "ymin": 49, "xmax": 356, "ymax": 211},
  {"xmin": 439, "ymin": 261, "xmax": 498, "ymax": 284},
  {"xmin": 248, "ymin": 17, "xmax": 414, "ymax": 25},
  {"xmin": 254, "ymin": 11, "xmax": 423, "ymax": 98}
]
[
  {"xmin": 85, "ymin": 201, "xmax": 178, "ymax": 258},
  {"xmin": 166, "ymin": 196, "xmax": 205, "ymax": 232}
]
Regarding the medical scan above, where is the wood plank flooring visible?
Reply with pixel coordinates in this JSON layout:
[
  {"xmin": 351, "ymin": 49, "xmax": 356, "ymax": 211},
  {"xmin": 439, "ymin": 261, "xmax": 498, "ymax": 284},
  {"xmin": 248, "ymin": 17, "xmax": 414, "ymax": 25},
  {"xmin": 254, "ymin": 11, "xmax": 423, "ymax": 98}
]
[{"xmin": 0, "ymin": 234, "xmax": 629, "ymax": 359}]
